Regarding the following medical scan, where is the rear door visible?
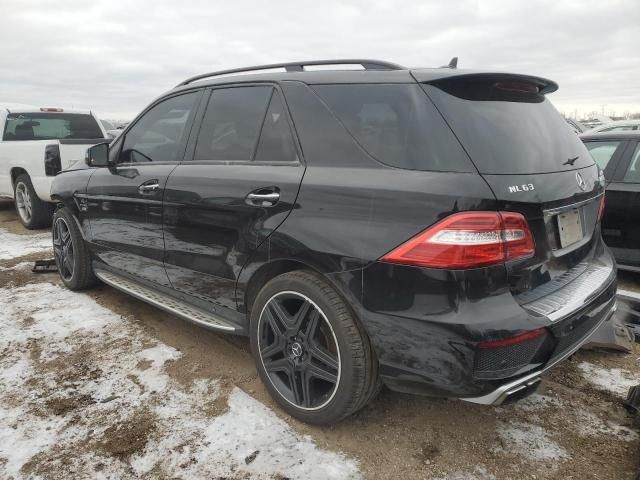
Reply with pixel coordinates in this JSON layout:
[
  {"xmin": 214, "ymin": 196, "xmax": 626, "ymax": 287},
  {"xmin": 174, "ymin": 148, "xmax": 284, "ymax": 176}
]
[
  {"xmin": 581, "ymin": 138, "xmax": 628, "ymax": 252},
  {"xmin": 163, "ymin": 84, "xmax": 304, "ymax": 310},
  {"xmin": 606, "ymin": 140, "xmax": 640, "ymax": 268},
  {"xmin": 85, "ymin": 90, "xmax": 201, "ymax": 286}
]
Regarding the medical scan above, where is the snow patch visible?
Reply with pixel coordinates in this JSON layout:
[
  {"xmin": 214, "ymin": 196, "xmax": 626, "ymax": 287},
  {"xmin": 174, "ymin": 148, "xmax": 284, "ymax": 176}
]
[
  {"xmin": 0, "ymin": 282, "xmax": 360, "ymax": 479},
  {"xmin": 0, "ymin": 228, "xmax": 51, "ymax": 260},
  {"xmin": 578, "ymin": 362, "xmax": 638, "ymax": 396},
  {"xmin": 496, "ymin": 421, "xmax": 568, "ymax": 461}
]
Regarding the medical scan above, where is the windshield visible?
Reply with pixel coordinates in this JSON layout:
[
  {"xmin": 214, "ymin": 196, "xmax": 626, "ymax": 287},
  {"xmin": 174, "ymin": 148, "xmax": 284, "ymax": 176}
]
[
  {"xmin": 3, "ymin": 113, "xmax": 103, "ymax": 141},
  {"xmin": 422, "ymin": 82, "xmax": 594, "ymax": 175}
]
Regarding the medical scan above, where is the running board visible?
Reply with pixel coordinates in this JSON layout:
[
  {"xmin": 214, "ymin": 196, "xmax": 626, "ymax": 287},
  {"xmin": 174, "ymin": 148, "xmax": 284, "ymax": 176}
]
[{"xmin": 95, "ymin": 269, "xmax": 238, "ymax": 333}]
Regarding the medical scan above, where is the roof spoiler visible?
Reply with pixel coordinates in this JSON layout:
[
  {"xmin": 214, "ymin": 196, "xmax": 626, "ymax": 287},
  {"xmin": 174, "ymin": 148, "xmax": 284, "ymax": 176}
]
[{"xmin": 417, "ymin": 71, "xmax": 559, "ymax": 95}]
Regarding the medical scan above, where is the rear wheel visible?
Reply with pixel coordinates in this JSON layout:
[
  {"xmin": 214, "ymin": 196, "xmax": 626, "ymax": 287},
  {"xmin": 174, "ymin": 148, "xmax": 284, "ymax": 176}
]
[
  {"xmin": 250, "ymin": 270, "xmax": 380, "ymax": 424},
  {"xmin": 14, "ymin": 174, "xmax": 53, "ymax": 229},
  {"xmin": 52, "ymin": 207, "xmax": 98, "ymax": 290}
]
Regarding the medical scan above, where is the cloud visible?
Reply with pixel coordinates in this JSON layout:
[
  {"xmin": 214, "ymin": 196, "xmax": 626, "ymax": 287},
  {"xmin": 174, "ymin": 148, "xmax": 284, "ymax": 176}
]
[{"xmin": 0, "ymin": 0, "xmax": 638, "ymax": 119}]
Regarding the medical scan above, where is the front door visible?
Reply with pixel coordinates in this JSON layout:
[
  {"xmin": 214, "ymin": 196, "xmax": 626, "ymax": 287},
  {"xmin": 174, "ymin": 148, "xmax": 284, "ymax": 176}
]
[
  {"xmin": 163, "ymin": 85, "xmax": 304, "ymax": 311},
  {"xmin": 85, "ymin": 90, "xmax": 202, "ymax": 286}
]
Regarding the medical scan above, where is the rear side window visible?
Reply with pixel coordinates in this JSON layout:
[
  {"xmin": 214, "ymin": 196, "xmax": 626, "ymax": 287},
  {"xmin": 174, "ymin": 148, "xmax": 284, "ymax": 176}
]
[
  {"xmin": 583, "ymin": 141, "xmax": 623, "ymax": 170},
  {"xmin": 3, "ymin": 113, "xmax": 103, "ymax": 141},
  {"xmin": 423, "ymin": 79, "xmax": 594, "ymax": 175},
  {"xmin": 194, "ymin": 86, "xmax": 272, "ymax": 161},
  {"xmin": 254, "ymin": 91, "xmax": 298, "ymax": 163},
  {"xmin": 312, "ymin": 84, "xmax": 473, "ymax": 172},
  {"xmin": 623, "ymin": 144, "xmax": 640, "ymax": 183}
]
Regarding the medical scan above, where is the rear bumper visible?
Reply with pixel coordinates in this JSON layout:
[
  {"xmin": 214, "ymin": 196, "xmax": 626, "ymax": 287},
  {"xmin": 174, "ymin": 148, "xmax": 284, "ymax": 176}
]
[
  {"xmin": 463, "ymin": 297, "xmax": 617, "ymax": 405},
  {"xmin": 328, "ymin": 242, "xmax": 618, "ymax": 400}
]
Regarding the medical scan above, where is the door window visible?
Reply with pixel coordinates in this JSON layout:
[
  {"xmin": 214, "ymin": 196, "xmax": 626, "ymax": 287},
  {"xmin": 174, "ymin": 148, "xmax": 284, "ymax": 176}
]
[
  {"xmin": 583, "ymin": 141, "xmax": 623, "ymax": 170},
  {"xmin": 254, "ymin": 91, "xmax": 298, "ymax": 163},
  {"xmin": 119, "ymin": 92, "xmax": 198, "ymax": 164},
  {"xmin": 623, "ymin": 144, "xmax": 640, "ymax": 183},
  {"xmin": 194, "ymin": 86, "xmax": 272, "ymax": 161}
]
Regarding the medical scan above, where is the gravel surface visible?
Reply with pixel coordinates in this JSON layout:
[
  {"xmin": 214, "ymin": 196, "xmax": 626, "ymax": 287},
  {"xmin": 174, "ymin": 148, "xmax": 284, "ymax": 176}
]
[{"xmin": 0, "ymin": 201, "xmax": 638, "ymax": 479}]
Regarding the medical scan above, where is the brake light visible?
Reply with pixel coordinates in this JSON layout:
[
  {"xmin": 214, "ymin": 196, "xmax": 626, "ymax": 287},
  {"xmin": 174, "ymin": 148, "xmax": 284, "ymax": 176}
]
[
  {"xmin": 493, "ymin": 81, "xmax": 539, "ymax": 94},
  {"xmin": 478, "ymin": 327, "xmax": 546, "ymax": 349},
  {"xmin": 597, "ymin": 194, "xmax": 605, "ymax": 223},
  {"xmin": 380, "ymin": 211, "xmax": 535, "ymax": 269},
  {"xmin": 40, "ymin": 108, "xmax": 63, "ymax": 112}
]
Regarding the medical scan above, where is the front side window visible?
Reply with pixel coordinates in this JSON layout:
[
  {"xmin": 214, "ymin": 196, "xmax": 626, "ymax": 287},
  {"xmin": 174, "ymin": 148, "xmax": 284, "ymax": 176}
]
[
  {"xmin": 623, "ymin": 144, "xmax": 640, "ymax": 183},
  {"xmin": 120, "ymin": 92, "xmax": 198, "ymax": 163},
  {"xmin": 3, "ymin": 113, "xmax": 103, "ymax": 141},
  {"xmin": 583, "ymin": 140, "xmax": 622, "ymax": 170}
]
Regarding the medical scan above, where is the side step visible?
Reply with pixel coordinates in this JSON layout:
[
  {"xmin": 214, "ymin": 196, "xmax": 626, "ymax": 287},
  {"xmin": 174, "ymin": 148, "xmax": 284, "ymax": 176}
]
[{"xmin": 95, "ymin": 269, "xmax": 238, "ymax": 333}]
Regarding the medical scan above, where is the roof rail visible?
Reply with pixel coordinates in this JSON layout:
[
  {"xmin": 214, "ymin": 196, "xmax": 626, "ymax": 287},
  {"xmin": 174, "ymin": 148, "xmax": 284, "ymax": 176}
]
[{"xmin": 176, "ymin": 59, "xmax": 406, "ymax": 87}]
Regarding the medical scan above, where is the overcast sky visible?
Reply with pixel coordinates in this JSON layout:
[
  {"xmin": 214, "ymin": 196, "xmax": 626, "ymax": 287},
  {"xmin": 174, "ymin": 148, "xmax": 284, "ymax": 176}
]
[{"xmin": 0, "ymin": 0, "xmax": 638, "ymax": 120}]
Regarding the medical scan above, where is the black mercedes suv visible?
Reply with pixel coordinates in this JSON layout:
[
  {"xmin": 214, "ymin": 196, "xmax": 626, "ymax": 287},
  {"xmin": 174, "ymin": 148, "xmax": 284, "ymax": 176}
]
[{"xmin": 50, "ymin": 59, "xmax": 617, "ymax": 424}]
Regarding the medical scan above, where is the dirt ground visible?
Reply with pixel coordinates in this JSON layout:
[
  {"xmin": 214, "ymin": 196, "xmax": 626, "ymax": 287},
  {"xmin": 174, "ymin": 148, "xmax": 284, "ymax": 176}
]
[{"xmin": 0, "ymin": 200, "xmax": 639, "ymax": 480}]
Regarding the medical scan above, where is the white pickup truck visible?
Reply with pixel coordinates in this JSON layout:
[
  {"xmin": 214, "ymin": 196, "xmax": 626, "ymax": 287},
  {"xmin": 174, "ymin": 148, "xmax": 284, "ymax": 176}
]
[{"xmin": 0, "ymin": 105, "xmax": 108, "ymax": 228}]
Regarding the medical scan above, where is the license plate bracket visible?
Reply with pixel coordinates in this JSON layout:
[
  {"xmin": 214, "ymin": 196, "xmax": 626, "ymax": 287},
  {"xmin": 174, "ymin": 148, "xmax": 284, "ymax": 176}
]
[{"xmin": 557, "ymin": 209, "xmax": 584, "ymax": 248}]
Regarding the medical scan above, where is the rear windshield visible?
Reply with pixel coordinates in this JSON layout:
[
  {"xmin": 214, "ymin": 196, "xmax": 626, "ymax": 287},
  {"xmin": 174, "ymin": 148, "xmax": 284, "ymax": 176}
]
[
  {"xmin": 422, "ymin": 81, "xmax": 594, "ymax": 175},
  {"xmin": 312, "ymin": 84, "xmax": 474, "ymax": 172},
  {"xmin": 3, "ymin": 113, "xmax": 103, "ymax": 141}
]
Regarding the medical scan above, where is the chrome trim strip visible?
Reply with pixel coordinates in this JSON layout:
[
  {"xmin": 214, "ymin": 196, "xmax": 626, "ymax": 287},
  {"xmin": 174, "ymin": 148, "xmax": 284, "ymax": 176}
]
[
  {"xmin": 95, "ymin": 269, "xmax": 237, "ymax": 332},
  {"xmin": 462, "ymin": 299, "xmax": 617, "ymax": 406},
  {"xmin": 542, "ymin": 192, "xmax": 603, "ymax": 216}
]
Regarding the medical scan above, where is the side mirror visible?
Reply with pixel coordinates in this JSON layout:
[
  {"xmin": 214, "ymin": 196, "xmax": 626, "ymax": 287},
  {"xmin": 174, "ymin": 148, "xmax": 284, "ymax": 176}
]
[{"xmin": 85, "ymin": 142, "xmax": 110, "ymax": 167}]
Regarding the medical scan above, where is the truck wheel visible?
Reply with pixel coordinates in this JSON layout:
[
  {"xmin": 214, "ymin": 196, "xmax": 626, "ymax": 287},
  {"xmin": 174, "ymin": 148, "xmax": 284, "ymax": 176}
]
[
  {"xmin": 14, "ymin": 174, "xmax": 54, "ymax": 229},
  {"xmin": 52, "ymin": 207, "xmax": 98, "ymax": 290},
  {"xmin": 250, "ymin": 270, "xmax": 380, "ymax": 424}
]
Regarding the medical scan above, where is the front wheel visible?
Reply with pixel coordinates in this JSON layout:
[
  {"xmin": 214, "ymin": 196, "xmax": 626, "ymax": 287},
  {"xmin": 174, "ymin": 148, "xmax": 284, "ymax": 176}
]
[
  {"xmin": 250, "ymin": 270, "xmax": 380, "ymax": 424},
  {"xmin": 52, "ymin": 207, "xmax": 98, "ymax": 290},
  {"xmin": 14, "ymin": 174, "xmax": 54, "ymax": 229}
]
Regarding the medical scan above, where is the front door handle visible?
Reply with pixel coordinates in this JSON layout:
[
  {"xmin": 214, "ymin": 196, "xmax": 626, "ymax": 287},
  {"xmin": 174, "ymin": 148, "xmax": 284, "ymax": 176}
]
[
  {"xmin": 138, "ymin": 180, "xmax": 160, "ymax": 195},
  {"xmin": 245, "ymin": 188, "xmax": 280, "ymax": 207}
]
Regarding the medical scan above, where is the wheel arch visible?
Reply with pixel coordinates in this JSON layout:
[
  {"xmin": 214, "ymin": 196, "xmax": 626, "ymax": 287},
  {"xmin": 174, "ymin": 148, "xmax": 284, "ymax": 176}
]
[{"xmin": 10, "ymin": 167, "xmax": 28, "ymax": 186}]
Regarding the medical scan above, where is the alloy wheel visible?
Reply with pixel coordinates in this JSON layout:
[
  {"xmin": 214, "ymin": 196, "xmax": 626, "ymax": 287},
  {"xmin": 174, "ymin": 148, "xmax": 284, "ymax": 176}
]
[
  {"xmin": 15, "ymin": 182, "xmax": 32, "ymax": 224},
  {"xmin": 52, "ymin": 217, "xmax": 75, "ymax": 281},
  {"xmin": 257, "ymin": 291, "xmax": 341, "ymax": 410}
]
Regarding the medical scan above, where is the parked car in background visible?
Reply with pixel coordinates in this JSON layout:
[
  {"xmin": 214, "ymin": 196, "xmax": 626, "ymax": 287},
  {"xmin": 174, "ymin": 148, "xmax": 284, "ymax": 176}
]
[
  {"xmin": 588, "ymin": 119, "xmax": 640, "ymax": 134},
  {"xmin": 51, "ymin": 60, "xmax": 616, "ymax": 424},
  {"xmin": 0, "ymin": 105, "xmax": 108, "ymax": 228},
  {"xmin": 581, "ymin": 131, "xmax": 640, "ymax": 271},
  {"xmin": 101, "ymin": 119, "xmax": 123, "ymax": 139}
]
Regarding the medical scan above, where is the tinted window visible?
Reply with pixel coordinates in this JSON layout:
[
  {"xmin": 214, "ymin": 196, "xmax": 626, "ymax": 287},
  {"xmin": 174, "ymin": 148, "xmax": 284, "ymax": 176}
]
[
  {"xmin": 583, "ymin": 141, "xmax": 622, "ymax": 170},
  {"xmin": 313, "ymin": 84, "xmax": 473, "ymax": 172},
  {"xmin": 624, "ymin": 144, "xmax": 640, "ymax": 183},
  {"xmin": 194, "ymin": 86, "xmax": 272, "ymax": 161},
  {"xmin": 120, "ymin": 92, "xmax": 198, "ymax": 163},
  {"xmin": 254, "ymin": 91, "xmax": 297, "ymax": 163},
  {"xmin": 423, "ymin": 82, "xmax": 593, "ymax": 174},
  {"xmin": 3, "ymin": 113, "xmax": 103, "ymax": 140}
]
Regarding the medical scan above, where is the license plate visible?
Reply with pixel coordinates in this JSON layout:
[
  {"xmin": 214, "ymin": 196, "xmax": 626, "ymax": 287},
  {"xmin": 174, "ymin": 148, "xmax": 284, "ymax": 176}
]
[{"xmin": 557, "ymin": 209, "xmax": 584, "ymax": 248}]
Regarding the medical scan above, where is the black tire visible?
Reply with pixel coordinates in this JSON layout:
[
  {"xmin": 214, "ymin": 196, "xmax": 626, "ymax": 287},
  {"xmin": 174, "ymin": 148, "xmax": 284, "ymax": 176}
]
[
  {"xmin": 250, "ymin": 270, "xmax": 379, "ymax": 424},
  {"xmin": 52, "ymin": 207, "xmax": 98, "ymax": 290},
  {"xmin": 14, "ymin": 173, "xmax": 54, "ymax": 229}
]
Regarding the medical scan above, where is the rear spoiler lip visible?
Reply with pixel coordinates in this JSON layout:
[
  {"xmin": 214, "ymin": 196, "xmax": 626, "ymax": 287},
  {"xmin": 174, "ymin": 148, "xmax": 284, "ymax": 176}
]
[{"xmin": 411, "ymin": 69, "xmax": 559, "ymax": 95}]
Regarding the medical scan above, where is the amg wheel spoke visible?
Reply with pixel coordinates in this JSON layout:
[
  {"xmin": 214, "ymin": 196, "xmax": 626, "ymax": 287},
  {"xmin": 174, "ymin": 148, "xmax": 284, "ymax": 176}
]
[
  {"xmin": 64, "ymin": 255, "xmax": 74, "ymax": 273},
  {"xmin": 290, "ymin": 299, "xmax": 311, "ymax": 331},
  {"xmin": 301, "ymin": 309, "xmax": 320, "ymax": 340},
  {"xmin": 307, "ymin": 362, "xmax": 338, "ymax": 384},
  {"xmin": 263, "ymin": 357, "xmax": 290, "ymax": 374},
  {"xmin": 309, "ymin": 342, "xmax": 339, "ymax": 371},
  {"xmin": 260, "ymin": 338, "xmax": 284, "ymax": 361},
  {"xmin": 291, "ymin": 368, "xmax": 306, "ymax": 407}
]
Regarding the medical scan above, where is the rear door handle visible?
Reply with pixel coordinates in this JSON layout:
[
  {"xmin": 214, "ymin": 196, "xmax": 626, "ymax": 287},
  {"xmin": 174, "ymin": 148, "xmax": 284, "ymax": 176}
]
[
  {"xmin": 245, "ymin": 189, "xmax": 280, "ymax": 207},
  {"xmin": 138, "ymin": 180, "xmax": 160, "ymax": 195}
]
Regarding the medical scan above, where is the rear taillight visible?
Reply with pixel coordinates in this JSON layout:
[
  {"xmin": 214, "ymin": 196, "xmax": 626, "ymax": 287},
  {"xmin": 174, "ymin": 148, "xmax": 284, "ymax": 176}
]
[
  {"xmin": 380, "ymin": 211, "xmax": 535, "ymax": 269},
  {"xmin": 44, "ymin": 144, "xmax": 61, "ymax": 176},
  {"xmin": 597, "ymin": 194, "xmax": 605, "ymax": 223}
]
